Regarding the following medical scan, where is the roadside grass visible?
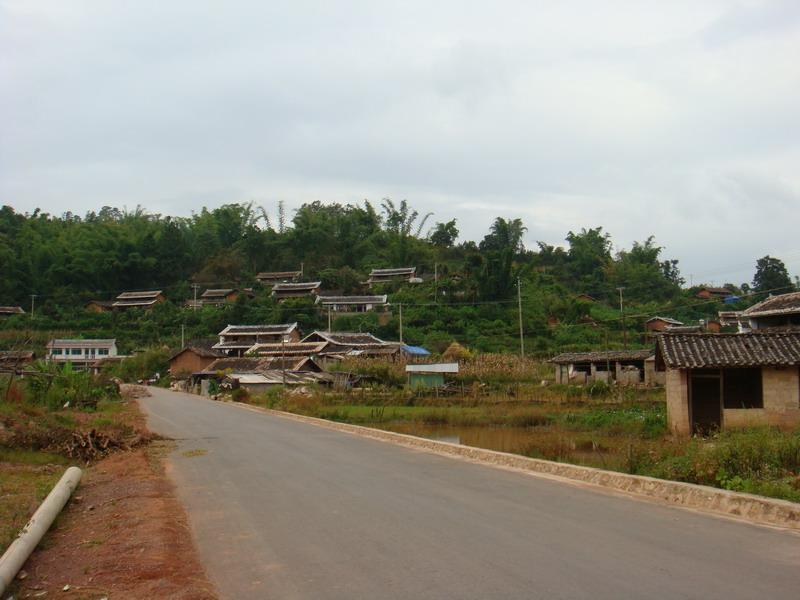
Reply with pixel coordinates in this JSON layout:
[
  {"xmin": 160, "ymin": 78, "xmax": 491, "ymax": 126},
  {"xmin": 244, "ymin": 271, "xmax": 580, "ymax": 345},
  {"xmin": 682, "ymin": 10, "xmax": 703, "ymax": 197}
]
[
  {"xmin": 0, "ymin": 463, "xmax": 69, "ymax": 550},
  {"xmin": 1, "ymin": 376, "xmax": 145, "ymax": 553},
  {"xmin": 252, "ymin": 388, "xmax": 800, "ymax": 502}
]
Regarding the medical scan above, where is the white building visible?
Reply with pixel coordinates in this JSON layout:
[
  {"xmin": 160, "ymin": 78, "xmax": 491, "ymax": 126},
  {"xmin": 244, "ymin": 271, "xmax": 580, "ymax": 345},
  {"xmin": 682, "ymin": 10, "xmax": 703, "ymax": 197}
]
[{"xmin": 46, "ymin": 339, "xmax": 118, "ymax": 370}]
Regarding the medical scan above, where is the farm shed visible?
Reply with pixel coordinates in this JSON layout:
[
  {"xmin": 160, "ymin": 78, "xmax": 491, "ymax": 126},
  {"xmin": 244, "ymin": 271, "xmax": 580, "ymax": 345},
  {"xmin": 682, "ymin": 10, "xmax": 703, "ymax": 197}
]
[
  {"xmin": 405, "ymin": 363, "xmax": 459, "ymax": 389},
  {"xmin": 550, "ymin": 349, "xmax": 655, "ymax": 386},
  {"xmin": 655, "ymin": 332, "xmax": 800, "ymax": 435}
]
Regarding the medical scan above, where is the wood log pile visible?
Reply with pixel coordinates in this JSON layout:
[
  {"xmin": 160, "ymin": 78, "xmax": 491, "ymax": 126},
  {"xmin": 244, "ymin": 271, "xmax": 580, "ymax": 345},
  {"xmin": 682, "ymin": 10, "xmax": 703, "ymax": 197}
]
[{"xmin": 61, "ymin": 428, "xmax": 147, "ymax": 461}]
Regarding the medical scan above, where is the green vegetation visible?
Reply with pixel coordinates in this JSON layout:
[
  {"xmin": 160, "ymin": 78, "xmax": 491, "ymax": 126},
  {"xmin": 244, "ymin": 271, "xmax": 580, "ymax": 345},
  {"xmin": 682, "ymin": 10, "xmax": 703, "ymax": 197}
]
[
  {"xmin": 0, "ymin": 371, "xmax": 135, "ymax": 551},
  {"xmin": 1, "ymin": 202, "xmax": 792, "ymax": 356}
]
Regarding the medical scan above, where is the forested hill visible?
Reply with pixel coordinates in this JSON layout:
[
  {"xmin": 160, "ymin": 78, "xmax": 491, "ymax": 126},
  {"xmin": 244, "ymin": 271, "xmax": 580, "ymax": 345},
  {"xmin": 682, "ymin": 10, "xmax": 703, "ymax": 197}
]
[{"xmin": 0, "ymin": 201, "xmax": 794, "ymax": 354}]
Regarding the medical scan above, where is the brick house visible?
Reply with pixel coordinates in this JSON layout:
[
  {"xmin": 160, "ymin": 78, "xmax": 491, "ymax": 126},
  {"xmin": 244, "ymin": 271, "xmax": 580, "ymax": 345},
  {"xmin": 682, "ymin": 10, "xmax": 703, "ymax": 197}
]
[
  {"xmin": 169, "ymin": 343, "xmax": 227, "ymax": 378},
  {"xmin": 655, "ymin": 332, "xmax": 800, "ymax": 435}
]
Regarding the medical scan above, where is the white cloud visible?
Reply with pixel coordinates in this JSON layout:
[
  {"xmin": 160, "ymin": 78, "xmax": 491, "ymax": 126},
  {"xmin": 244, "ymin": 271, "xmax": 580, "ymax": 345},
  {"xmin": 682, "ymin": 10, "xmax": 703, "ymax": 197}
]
[{"xmin": 1, "ymin": 0, "xmax": 799, "ymax": 284}]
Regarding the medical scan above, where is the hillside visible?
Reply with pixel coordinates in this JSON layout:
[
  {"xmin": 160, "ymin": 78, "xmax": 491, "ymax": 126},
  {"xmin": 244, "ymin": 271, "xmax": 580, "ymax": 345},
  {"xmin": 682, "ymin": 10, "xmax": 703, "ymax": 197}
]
[{"xmin": 0, "ymin": 201, "xmax": 790, "ymax": 355}]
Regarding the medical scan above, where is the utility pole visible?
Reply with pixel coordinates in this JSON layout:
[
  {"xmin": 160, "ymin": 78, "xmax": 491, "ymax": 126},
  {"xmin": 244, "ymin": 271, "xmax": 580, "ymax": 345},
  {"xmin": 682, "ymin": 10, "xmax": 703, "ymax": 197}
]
[
  {"xmin": 192, "ymin": 284, "xmax": 200, "ymax": 311},
  {"xmin": 327, "ymin": 307, "xmax": 332, "ymax": 332},
  {"xmin": 398, "ymin": 303, "xmax": 403, "ymax": 344},
  {"xmin": 281, "ymin": 335, "xmax": 286, "ymax": 386},
  {"xmin": 181, "ymin": 324, "xmax": 185, "ymax": 348},
  {"xmin": 30, "ymin": 294, "xmax": 37, "ymax": 319},
  {"xmin": 617, "ymin": 287, "xmax": 627, "ymax": 350},
  {"xmin": 517, "ymin": 278, "xmax": 525, "ymax": 357}
]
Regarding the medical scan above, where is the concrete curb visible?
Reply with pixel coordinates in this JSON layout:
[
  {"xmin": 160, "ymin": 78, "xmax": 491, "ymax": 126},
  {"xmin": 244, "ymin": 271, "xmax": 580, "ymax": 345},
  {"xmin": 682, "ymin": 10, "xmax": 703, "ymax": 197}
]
[
  {"xmin": 239, "ymin": 404, "xmax": 800, "ymax": 531},
  {"xmin": 0, "ymin": 466, "xmax": 83, "ymax": 596}
]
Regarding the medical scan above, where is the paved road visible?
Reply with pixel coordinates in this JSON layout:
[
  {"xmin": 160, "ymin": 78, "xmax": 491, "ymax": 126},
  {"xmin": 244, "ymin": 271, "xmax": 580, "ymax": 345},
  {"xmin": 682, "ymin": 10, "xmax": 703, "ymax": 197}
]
[{"xmin": 139, "ymin": 388, "xmax": 800, "ymax": 599}]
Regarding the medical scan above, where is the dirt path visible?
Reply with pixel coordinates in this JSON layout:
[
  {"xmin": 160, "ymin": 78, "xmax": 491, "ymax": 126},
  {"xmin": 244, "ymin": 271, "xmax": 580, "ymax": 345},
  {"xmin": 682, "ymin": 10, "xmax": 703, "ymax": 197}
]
[{"xmin": 9, "ymin": 396, "xmax": 217, "ymax": 599}]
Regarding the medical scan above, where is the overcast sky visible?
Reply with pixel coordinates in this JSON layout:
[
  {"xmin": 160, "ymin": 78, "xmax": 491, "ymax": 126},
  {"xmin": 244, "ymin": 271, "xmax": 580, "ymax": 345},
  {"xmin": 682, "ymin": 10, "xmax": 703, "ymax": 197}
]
[{"xmin": 2, "ymin": 1, "xmax": 799, "ymax": 286}]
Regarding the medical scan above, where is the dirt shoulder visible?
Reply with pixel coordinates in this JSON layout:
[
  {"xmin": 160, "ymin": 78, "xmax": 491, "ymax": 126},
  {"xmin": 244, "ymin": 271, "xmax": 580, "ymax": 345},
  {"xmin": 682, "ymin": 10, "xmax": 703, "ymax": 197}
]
[{"xmin": 7, "ymin": 389, "xmax": 217, "ymax": 599}]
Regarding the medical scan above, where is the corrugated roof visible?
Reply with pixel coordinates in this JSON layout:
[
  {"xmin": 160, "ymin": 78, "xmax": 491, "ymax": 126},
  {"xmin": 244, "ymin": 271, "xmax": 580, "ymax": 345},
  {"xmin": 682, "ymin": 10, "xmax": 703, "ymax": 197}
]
[
  {"xmin": 0, "ymin": 306, "xmax": 25, "ymax": 314},
  {"xmin": 550, "ymin": 349, "xmax": 653, "ymax": 364},
  {"xmin": 742, "ymin": 291, "xmax": 800, "ymax": 318},
  {"xmin": 656, "ymin": 332, "xmax": 800, "ymax": 369}
]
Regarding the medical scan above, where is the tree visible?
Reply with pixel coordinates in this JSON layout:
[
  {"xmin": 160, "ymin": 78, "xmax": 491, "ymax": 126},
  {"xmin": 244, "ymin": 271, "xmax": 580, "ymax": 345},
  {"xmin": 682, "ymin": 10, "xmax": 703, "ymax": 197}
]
[
  {"xmin": 430, "ymin": 220, "xmax": 459, "ymax": 247},
  {"xmin": 752, "ymin": 256, "xmax": 794, "ymax": 293},
  {"xmin": 565, "ymin": 227, "xmax": 611, "ymax": 295}
]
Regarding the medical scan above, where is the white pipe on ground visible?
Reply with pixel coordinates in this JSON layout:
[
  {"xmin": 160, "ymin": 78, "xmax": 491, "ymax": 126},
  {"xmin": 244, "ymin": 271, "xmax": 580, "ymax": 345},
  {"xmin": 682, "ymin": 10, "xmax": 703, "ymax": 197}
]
[{"xmin": 0, "ymin": 466, "xmax": 82, "ymax": 596}]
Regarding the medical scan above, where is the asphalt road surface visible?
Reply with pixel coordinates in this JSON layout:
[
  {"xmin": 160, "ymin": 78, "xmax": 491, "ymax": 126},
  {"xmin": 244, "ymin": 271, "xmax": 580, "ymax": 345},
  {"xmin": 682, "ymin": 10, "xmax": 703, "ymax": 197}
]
[{"xmin": 140, "ymin": 387, "xmax": 800, "ymax": 599}]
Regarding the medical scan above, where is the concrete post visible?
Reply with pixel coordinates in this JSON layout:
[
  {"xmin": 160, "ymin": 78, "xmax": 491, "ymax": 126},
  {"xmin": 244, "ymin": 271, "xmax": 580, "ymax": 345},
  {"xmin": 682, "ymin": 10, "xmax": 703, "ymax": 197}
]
[{"xmin": 0, "ymin": 466, "xmax": 82, "ymax": 595}]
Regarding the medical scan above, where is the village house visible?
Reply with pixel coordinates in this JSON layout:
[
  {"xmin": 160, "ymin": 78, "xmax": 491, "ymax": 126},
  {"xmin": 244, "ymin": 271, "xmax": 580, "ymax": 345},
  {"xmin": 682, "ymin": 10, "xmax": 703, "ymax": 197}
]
[
  {"xmin": 315, "ymin": 295, "xmax": 388, "ymax": 314},
  {"xmin": 112, "ymin": 290, "xmax": 165, "ymax": 310},
  {"xmin": 696, "ymin": 286, "xmax": 735, "ymax": 300},
  {"xmin": 168, "ymin": 342, "xmax": 227, "ymax": 378},
  {"xmin": 213, "ymin": 323, "xmax": 301, "ymax": 356},
  {"xmin": 200, "ymin": 288, "xmax": 255, "ymax": 307},
  {"xmin": 46, "ymin": 339, "xmax": 118, "ymax": 371},
  {"xmin": 655, "ymin": 331, "xmax": 800, "ymax": 435},
  {"xmin": 739, "ymin": 291, "xmax": 800, "ymax": 330},
  {"xmin": 0, "ymin": 306, "xmax": 25, "ymax": 318},
  {"xmin": 271, "ymin": 281, "xmax": 321, "ymax": 301},
  {"xmin": 85, "ymin": 300, "xmax": 114, "ymax": 313},
  {"xmin": 255, "ymin": 270, "xmax": 302, "ymax": 286},
  {"xmin": 366, "ymin": 267, "xmax": 418, "ymax": 287},
  {"xmin": 550, "ymin": 349, "xmax": 659, "ymax": 386},
  {"xmin": 300, "ymin": 331, "xmax": 400, "ymax": 362},
  {"xmin": 191, "ymin": 355, "xmax": 327, "ymax": 394},
  {"xmin": 644, "ymin": 316, "xmax": 684, "ymax": 333}
]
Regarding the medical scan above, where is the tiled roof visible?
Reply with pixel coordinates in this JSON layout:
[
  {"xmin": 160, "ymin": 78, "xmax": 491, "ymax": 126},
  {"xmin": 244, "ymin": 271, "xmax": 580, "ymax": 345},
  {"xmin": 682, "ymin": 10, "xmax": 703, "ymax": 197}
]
[
  {"xmin": 550, "ymin": 349, "xmax": 653, "ymax": 364},
  {"xmin": 256, "ymin": 271, "xmax": 302, "ymax": 279},
  {"xmin": 646, "ymin": 316, "xmax": 683, "ymax": 325},
  {"xmin": 302, "ymin": 331, "xmax": 387, "ymax": 346},
  {"xmin": 271, "ymin": 282, "xmax": 321, "ymax": 292},
  {"xmin": 742, "ymin": 292, "xmax": 800, "ymax": 318},
  {"xmin": 247, "ymin": 342, "xmax": 327, "ymax": 355},
  {"xmin": 201, "ymin": 288, "xmax": 235, "ymax": 298},
  {"xmin": 0, "ymin": 306, "xmax": 25, "ymax": 314},
  {"xmin": 116, "ymin": 290, "xmax": 162, "ymax": 299},
  {"xmin": 656, "ymin": 332, "xmax": 800, "ymax": 369},
  {"xmin": 369, "ymin": 267, "xmax": 416, "ymax": 277},
  {"xmin": 47, "ymin": 339, "xmax": 116, "ymax": 348},
  {"xmin": 218, "ymin": 323, "xmax": 297, "ymax": 336},
  {"xmin": 316, "ymin": 295, "xmax": 388, "ymax": 305}
]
